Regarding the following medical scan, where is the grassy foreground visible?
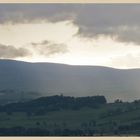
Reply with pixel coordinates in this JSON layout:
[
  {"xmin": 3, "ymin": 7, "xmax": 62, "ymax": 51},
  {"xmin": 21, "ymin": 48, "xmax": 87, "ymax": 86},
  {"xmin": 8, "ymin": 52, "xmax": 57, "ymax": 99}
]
[{"xmin": 0, "ymin": 98, "xmax": 140, "ymax": 136}]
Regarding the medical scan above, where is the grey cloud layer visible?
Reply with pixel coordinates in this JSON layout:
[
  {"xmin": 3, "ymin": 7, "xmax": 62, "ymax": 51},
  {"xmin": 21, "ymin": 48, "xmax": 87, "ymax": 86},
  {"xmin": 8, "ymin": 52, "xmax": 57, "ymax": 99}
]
[
  {"xmin": 31, "ymin": 40, "xmax": 67, "ymax": 56},
  {"xmin": 0, "ymin": 44, "xmax": 30, "ymax": 58},
  {"xmin": 0, "ymin": 4, "xmax": 140, "ymax": 44}
]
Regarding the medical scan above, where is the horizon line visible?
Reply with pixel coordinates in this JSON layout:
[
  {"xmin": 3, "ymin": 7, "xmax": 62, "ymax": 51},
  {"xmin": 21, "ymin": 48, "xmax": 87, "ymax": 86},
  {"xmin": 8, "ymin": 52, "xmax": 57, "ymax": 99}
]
[{"xmin": 0, "ymin": 58, "xmax": 140, "ymax": 70}]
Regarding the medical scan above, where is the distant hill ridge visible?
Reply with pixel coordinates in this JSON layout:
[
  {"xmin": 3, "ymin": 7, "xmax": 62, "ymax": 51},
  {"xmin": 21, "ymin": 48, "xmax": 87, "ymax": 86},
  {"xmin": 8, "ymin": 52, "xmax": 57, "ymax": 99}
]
[{"xmin": 0, "ymin": 59, "xmax": 140, "ymax": 103}]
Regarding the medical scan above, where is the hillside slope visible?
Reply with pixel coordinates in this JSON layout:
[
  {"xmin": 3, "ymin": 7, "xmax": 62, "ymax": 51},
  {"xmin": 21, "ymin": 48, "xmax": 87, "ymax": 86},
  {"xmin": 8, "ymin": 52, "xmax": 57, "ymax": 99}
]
[{"xmin": 0, "ymin": 59, "xmax": 140, "ymax": 102}]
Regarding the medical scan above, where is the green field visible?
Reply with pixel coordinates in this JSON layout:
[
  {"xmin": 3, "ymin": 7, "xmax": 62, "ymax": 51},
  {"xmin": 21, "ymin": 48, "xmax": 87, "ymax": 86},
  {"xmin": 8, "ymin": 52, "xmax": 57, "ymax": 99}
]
[{"xmin": 0, "ymin": 101, "xmax": 140, "ymax": 136}]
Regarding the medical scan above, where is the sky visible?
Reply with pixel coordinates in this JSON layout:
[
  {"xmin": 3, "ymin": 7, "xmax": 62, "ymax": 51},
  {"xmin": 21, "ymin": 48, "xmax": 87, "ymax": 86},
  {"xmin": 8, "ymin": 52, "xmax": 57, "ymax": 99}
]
[{"xmin": 0, "ymin": 4, "xmax": 140, "ymax": 69}]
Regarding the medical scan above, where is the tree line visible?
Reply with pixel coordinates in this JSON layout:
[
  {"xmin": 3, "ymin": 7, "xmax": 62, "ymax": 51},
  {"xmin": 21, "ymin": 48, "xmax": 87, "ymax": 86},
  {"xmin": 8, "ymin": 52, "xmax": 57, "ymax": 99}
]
[{"xmin": 0, "ymin": 95, "xmax": 107, "ymax": 114}]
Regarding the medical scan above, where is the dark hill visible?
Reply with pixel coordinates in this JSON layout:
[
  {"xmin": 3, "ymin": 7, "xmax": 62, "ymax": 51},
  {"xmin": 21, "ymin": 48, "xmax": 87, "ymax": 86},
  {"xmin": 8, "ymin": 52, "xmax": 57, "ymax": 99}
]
[{"xmin": 0, "ymin": 95, "xmax": 107, "ymax": 113}]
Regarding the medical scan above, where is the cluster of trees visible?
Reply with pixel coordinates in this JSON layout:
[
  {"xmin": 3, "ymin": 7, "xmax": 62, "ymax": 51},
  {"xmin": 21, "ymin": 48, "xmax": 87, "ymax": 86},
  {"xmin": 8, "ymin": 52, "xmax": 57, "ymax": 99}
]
[
  {"xmin": 1, "ymin": 122, "xmax": 140, "ymax": 136},
  {"xmin": 0, "ymin": 95, "xmax": 107, "ymax": 114},
  {"xmin": 0, "ymin": 127, "xmax": 95, "ymax": 136}
]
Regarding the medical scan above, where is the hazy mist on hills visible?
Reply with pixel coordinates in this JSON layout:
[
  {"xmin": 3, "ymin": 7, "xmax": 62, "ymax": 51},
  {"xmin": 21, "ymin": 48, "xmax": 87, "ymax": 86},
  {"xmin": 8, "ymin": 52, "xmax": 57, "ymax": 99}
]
[{"xmin": 0, "ymin": 59, "xmax": 140, "ymax": 103}]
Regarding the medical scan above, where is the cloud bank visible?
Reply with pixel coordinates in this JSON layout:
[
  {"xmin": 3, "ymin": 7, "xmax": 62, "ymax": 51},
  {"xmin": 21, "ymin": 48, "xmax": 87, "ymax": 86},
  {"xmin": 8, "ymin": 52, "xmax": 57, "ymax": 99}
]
[{"xmin": 0, "ymin": 4, "xmax": 140, "ymax": 44}]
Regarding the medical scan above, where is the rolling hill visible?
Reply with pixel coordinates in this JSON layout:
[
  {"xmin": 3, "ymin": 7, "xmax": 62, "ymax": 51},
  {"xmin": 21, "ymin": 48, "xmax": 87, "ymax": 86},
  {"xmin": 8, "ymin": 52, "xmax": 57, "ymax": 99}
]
[{"xmin": 0, "ymin": 59, "xmax": 140, "ymax": 103}]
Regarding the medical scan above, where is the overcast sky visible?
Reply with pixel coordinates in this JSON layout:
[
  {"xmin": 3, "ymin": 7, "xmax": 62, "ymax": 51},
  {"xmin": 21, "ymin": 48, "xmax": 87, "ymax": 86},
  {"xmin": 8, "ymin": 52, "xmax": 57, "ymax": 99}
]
[{"xmin": 0, "ymin": 4, "xmax": 140, "ymax": 69}]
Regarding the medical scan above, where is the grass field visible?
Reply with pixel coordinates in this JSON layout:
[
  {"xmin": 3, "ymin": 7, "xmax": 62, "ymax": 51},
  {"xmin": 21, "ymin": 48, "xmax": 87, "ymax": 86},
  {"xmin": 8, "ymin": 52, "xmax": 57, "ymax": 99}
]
[{"xmin": 0, "ymin": 102, "xmax": 140, "ymax": 133}]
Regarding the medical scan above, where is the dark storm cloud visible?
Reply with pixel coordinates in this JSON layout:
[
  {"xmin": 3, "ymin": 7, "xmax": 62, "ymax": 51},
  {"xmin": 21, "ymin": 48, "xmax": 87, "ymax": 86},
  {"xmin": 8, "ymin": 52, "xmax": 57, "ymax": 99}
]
[
  {"xmin": 0, "ymin": 4, "xmax": 76, "ymax": 23},
  {"xmin": 1, "ymin": 4, "xmax": 140, "ymax": 44},
  {"xmin": 31, "ymin": 40, "xmax": 67, "ymax": 56},
  {"xmin": 0, "ymin": 44, "xmax": 30, "ymax": 58}
]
